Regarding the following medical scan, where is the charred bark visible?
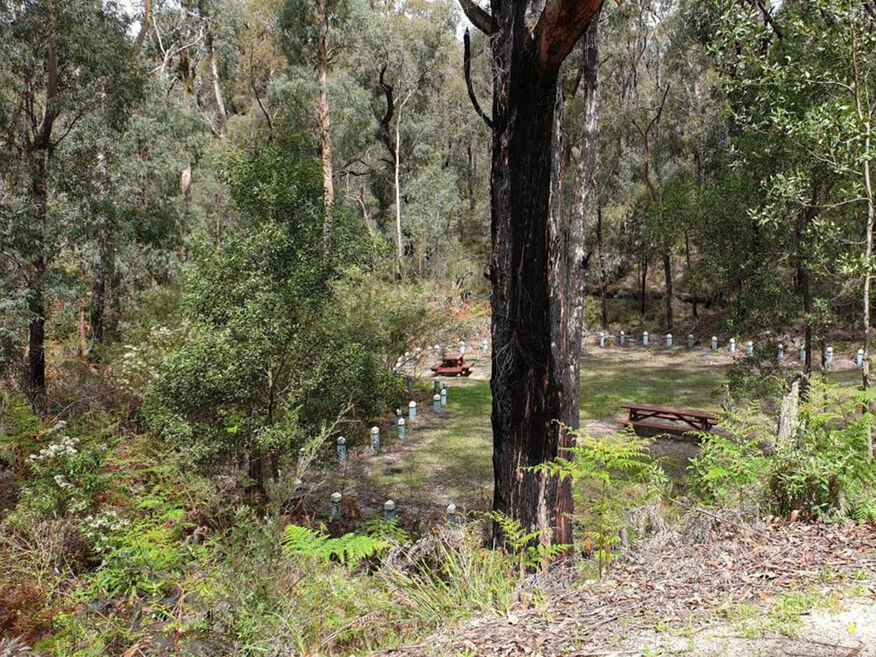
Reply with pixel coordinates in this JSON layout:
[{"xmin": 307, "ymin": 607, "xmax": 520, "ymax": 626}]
[
  {"xmin": 484, "ymin": 0, "xmax": 603, "ymax": 548},
  {"xmin": 662, "ymin": 252, "xmax": 673, "ymax": 331}
]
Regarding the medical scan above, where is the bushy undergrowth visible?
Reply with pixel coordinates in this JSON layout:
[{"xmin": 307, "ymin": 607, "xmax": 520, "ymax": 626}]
[
  {"xmin": 0, "ymin": 398, "xmax": 521, "ymax": 656},
  {"xmin": 692, "ymin": 380, "xmax": 876, "ymax": 521}
]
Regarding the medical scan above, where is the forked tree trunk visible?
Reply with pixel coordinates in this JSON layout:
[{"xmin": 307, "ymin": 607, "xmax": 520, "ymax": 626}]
[{"xmin": 475, "ymin": 0, "xmax": 603, "ymax": 548}]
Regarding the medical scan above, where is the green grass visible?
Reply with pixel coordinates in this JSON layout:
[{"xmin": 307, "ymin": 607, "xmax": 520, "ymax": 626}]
[
  {"xmin": 579, "ymin": 352, "xmax": 725, "ymax": 420},
  {"xmin": 350, "ymin": 351, "xmax": 728, "ymax": 515}
]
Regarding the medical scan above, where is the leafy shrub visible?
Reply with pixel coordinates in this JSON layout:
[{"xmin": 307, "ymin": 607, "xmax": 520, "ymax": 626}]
[
  {"xmin": 14, "ymin": 431, "xmax": 109, "ymax": 520},
  {"xmin": 692, "ymin": 381, "xmax": 876, "ymax": 520}
]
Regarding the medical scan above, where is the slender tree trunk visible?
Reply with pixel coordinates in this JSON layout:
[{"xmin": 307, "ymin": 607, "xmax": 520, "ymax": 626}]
[
  {"xmin": 205, "ymin": 23, "xmax": 227, "ymax": 139},
  {"xmin": 685, "ymin": 231, "xmax": 697, "ymax": 318},
  {"xmin": 89, "ymin": 148, "xmax": 111, "ymax": 352},
  {"xmin": 862, "ymin": 156, "xmax": 874, "ymax": 462},
  {"xmin": 393, "ymin": 91, "xmax": 413, "ymax": 280},
  {"xmin": 663, "ymin": 251, "xmax": 673, "ymax": 331},
  {"xmin": 89, "ymin": 229, "xmax": 112, "ymax": 351},
  {"xmin": 27, "ymin": 154, "xmax": 49, "ymax": 415},
  {"xmin": 572, "ymin": 18, "xmax": 601, "ymax": 328},
  {"xmin": 394, "ymin": 111, "xmax": 404, "ymax": 279},
  {"xmin": 315, "ymin": 0, "xmax": 334, "ymax": 243},
  {"xmin": 640, "ymin": 259, "xmax": 648, "ymax": 315},
  {"xmin": 136, "ymin": 0, "xmax": 153, "ymax": 45},
  {"xmin": 597, "ymin": 204, "xmax": 608, "ymax": 329},
  {"xmin": 24, "ymin": 1, "xmax": 58, "ymax": 415}
]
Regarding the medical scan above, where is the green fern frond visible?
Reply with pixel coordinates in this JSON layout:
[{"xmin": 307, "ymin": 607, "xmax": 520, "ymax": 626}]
[{"xmin": 282, "ymin": 524, "xmax": 388, "ymax": 564}]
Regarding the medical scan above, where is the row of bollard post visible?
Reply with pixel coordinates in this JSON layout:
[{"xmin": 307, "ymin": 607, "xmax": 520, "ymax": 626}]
[
  {"xmin": 596, "ymin": 331, "xmax": 850, "ymax": 365},
  {"xmin": 328, "ymin": 491, "xmax": 458, "ymax": 525},
  {"xmin": 329, "ymin": 373, "xmax": 456, "ymax": 523}
]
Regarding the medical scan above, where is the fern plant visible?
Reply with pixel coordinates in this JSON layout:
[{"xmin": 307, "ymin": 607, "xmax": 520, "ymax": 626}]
[
  {"xmin": 531, "ymin": 426, "xmax": 665, "ymax": 578},
  {"xmin": 489, "ymin": 511, "xmax": 569, "ymax": 577},
  {"xmin": 282, "ymin": 524, "xmax": 388, "ymax": 565}
]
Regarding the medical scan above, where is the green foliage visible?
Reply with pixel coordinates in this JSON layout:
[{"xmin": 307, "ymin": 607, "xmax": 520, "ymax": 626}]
[
  {"xmin": 282, "ymin": 524, "xmax": 388, "ymax": 565},
  {"xmin": 692, "ymin": 381, "xmax": 876, "ymax": 520},
  {"xmin": 143, "ymin": 147, "xmax": 403, "ymax": 492},
  {"xmin": 0, "ymin": 393, "xmax": 43, "ymax": 463},
  {"xmin": 489, "ymin": 511, "xmax": 569, "ymax": 577},
  {"xmin": 533, "ymin": 428, "xmax": 666, "ymax": 577},
  {"xmin": 14, "ymin": 430, "xmax": 110, "ymax": 520}
]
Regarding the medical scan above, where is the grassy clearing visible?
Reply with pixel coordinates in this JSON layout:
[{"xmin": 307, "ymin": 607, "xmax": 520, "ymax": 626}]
[
  {"xmin": 349, "ymin": 349, "xmax": 730, "ymax": 518},
  {"xmin": 579, "ymin": 349, "xmax": 725, "ymax": 420}
]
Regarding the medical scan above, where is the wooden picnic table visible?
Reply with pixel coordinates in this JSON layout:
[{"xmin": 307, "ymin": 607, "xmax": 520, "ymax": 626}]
[
  {"xmin": 621, "ymin": 402, "xmax": 719, "ymax": 437},
  {"xmin": 430, "ymin": 355, "xmax": 473, "ymax": 377}
]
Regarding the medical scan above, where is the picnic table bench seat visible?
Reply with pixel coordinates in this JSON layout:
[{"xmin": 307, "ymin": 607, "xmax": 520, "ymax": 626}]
[
  {"xmin": 430, "ymin": 355, "xmax": 473, "ymax": 377},
  {"xmin": 621, "ymin": 402, "xmax": 719, "ymax": 440}
]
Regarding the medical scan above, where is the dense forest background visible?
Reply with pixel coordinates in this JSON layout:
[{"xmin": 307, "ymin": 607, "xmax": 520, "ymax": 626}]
[{"xmin": 2, "ymin": 0, "xmax": 876, "ymax": 655}]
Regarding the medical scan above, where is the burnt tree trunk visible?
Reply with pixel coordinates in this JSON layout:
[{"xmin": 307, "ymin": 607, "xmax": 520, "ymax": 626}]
[
  {"xmin": 662, "ymin": 252, "xmax": 673, "ymax": 331},
  {"xmin": 640, "ymin": 259, "xmax": 648, "ymax": 315},
  {"xmin": 459, "ymin": 0, "xmax": 604, "ymax": 547}
]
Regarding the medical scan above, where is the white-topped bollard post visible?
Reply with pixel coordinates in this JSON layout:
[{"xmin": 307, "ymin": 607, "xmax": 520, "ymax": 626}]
[
  {"xmin": 666, "ymin": 333, "xmax": 673, "ymax": 349},
  {"xmin": 747, "ymin": 341, "xmax": 754, "ymax": 357},
  {"xmin": 857, "ymin": 348, "xmax": 865, "ymax": 368},
  {"xmin": 409, "ymin": 400, "xmax": 417, "ymax": 422},
  {"xmin": 441, "ymin": 386, "xmax": 448, "ymax": 407},
  {"xmin": 370, "ymin": 426, "xmax": 380, "ymax": 453},
  {"xmin": 620, "ymin": 330, "xmax": 626, "ymax": 346},
  {"xmin": 433, "ymin": 393, "xmax": 442, "ymax": 413},
  {"xmin": 330, "ymin": 492, "xmax": 342, "ymax": 521},
  {"xmin": 336, "ymin": 436, "xmax": 347, "ymax": 467},
  {"xmin": 642, "ymin": 331, "xmax": 650, "ymax": 347},
  {"xmin": 826, "ymin": 345, "xmax": 834, "ymax": 367},
  {"xmin": 777, "ymin": 343, "xmax": 785, "ymax": 361},
  {"xmin": 711, "ymin": 336, "xmax": 718, "ymax": 351},
  {"xmin": 729, "ymin": 338, "xmax": 736, "ymax": 354},
  {"xmin": 397, "ymin": 417, "xmax": 406, "ymax": 440},
  {"xmin": 442, "ymin": 381, "xmax": 449, "ymax": 402},
  {"xmin": 599, "ymin": 331, "xmax": 606, "ymax": 348},
  {"xmin": 446, "ymin": 503, "xmax": 457, "ymax": 527},
  {"xmin": 687, "ymin": 334, "xmax": 694, "ymax": 349},
  {"xmin": 384, "ymin": 499, "xmax": 396, "ymax": 521}
]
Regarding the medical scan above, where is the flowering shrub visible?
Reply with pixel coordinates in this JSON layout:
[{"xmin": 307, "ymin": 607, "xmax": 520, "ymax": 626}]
[{"xmin": 16, "ymin": 429, "xmax": 109, "ymax": 519}]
